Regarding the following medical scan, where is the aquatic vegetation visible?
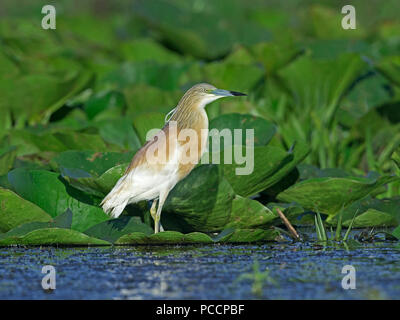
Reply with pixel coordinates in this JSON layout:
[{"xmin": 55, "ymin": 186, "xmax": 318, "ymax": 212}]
[{"xmin": 0, "ymin": 0, "xmax": 399, "ymax": 245}]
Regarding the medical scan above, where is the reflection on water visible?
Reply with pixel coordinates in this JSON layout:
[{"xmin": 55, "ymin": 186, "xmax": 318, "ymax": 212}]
[{"xmin": 0, "ymin": 237, "xmax": 399, "ymax": 299}]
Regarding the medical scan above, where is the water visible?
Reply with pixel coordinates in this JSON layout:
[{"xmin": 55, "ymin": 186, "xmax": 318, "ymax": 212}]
[{"xmin": 1, "ymin": 234, "xmax": 400, "ymax": 299}]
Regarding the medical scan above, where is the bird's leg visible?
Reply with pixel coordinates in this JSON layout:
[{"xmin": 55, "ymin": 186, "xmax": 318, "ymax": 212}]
[
  {"xmin": 150, "ymin": 199, "xmax": 158, "ymax": 223},
  {"xmin": 154, "ymin": 190, "xmax": 169, "ymax": 234}
]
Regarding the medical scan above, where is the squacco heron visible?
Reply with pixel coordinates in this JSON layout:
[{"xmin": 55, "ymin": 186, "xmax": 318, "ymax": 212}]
[{"xmin": 101, "ymin": 83, "xmax": 246, "ymax": 233}]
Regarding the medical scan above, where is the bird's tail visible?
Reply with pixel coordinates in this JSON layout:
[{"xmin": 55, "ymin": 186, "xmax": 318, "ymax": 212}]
[{"xmin": 100, "ymin": 175, "xmax": 130, "ymax": 218}]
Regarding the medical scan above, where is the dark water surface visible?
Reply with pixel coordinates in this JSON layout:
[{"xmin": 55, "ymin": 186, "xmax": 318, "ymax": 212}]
[{"xmin": 1, "ymin": 237, "xmax": 400, "ymax": 299}]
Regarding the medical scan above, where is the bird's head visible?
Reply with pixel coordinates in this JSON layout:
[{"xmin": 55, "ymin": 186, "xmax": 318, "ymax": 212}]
[{"xmin": 180, "ymin": 83, "xmax": 246, "ymax": 109}]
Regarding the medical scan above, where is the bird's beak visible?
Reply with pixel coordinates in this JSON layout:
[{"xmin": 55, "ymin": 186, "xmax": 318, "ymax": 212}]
[{"xmin": 211, "ymin": 89, "xmax": 247, "ymax": 97}]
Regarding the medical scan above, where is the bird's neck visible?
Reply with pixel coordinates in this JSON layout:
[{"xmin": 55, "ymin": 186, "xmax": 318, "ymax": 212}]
[{"xmin": 171, "ymin": 99, "xmax": 209, "ymax": 131}]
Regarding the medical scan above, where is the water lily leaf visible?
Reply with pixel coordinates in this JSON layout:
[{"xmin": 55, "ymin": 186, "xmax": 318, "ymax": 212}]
[
  {"xmin": 225, "ymin": 196, "xmax": 276, "ymax": 229},
  {"xmin": 0, "ymin": 145, "xmax": 17, "ymax": 175},
  {"xmin": 277, "ymin": 175, "xmax": 400, "ymax": 215},
  {"xmin": 266, "ymin": 202, "xmax": 311, "ymax": 226},
  {"xmin": 0, "ymin": 187, "xmax": 52, "ymax": 232},
  {"xmin": 84, "ymin": 216, "xmax": 153, "ymax": 243},
  {"xmin": 95, "ymin": 118, "xmax": 142, "ymax": 151},
  {"xmin": 83, "ymin": 90, "xmax": 126, "ymax": 120},
  {"xmin": 339, "ymin": 73, "xmax": 392, "ymax": 125},
  {"xmin": 208, "ymin": 113, "xmax": 276, "ymax": 151},
  {"xmin": 377, "ymin": 56, "xmax": 400, "ymax": 87},
  {"xmin": 8, "ymin": 169, "xmax": 109, "ymax": 232},
  {"xmin": 115, "ymin": 228, "xmax": 279, "ymax": 244},
  {"xmin": 132, "ymin": 112, "xmax": 165, "ymax": 144},
  {"xmin": 392, "ymin": 226, "xmax": 400, "ymax": 240},
  {"xmin": 0, "ymin": 209, "xmax": 73, "ymax": 239},
  {"xmin": 203, "ymin": 61, "xmax": 264, "ymax": 93},
  {"xmin": 297, "ymin": 164, "xmax": 351, "ymax": 180},
  {"xmin": 0, "ymin": 228, "xmax": 110, "ymax": 246},
  {"xmin": 249, "ymin": 42, "xmax": 302, "ymax": 74},
  {"xmin": 124, "ymin": 85, "xmax": 181, "ymax": 117},
  {"xmin": 307, "ymin": 5, "xmax": 365, "ymax": 39},
  {"xmin": 133, "ymin": 0, "xmax": 270, "ymax": 59},
  {"xmin": 9, "ymin": 129, "xmax": 111, "ymax": 156},
  {"xmin": 115, "ymin": 231, "xmax": 214, "ymax": 245},
  {"xmin": 0, "ymin": 70, "xmax": 93, "ymax": 126},
  {"xmin": 163, "ymin": 165, "xmax": 235, "ymax": 233},
  {"xmin": 100, "ymin": 61, "xmax": 190, "ymax": 91},
  {"xmin": 278, "ymin": 53, "xmax": 366, "ymax": 125},
  {"xmin": 217, "ymin": 141, "xmax": 309, "ymax": 197},
  {"xmin": 351, "ymin": 209, "xmax": 397, "ymax": 228},
  {"xmin": 54, "ymin": 150, "xmax": 135, "ymax": 177},
  {"xmin": 120, "ymin": 38, "xmax": 182, "ymax": 63},
  {"xmin": 59, "ymin": 153, "xmax": 132, "ymax": 197},
  {"xmin": 327, "ymin": 196, "xmax": 400, "ymax": 227}
]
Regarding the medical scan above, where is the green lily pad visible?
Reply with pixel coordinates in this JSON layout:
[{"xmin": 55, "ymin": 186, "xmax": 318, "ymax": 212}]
[
  {"xmin": 95, "ymin": 118, "xmax": 142, "ymax": 151},
  {"xmin": 208, "ymin": 113, "xmax": 276, "ymax": 151},
  {"xmin": 124, "ymin": 85, "xmax": 181, "ymax": 116},
  {"xmin": 133, "ymin": 0, "xmax": 270, "ymax": 60},
  {"xmin": 392, "ymin": 226, "xmax": 400, "ymax": 240},
  {"xmin": 377, "ymin": 56, "xmax": 400, "ymax": 87},
  {"xmin": 163, "ymin": 165, "xmax": 235, "ymax": 233},
  {"xmin": 225, "ymin": 196, "xmax": 277, "ymax": 229},
  {"xmin": 0, "ymin": 187, "xmax": 52, "ymax": 232},
  {"xmin": 217, "ymin": 141, "xmax": 309, "ymax": 197},
  {"xmin": 9, "ymin": 129, "xmax": 111, "ymax": 156},
  {"xmin": 0, "ymin": 70, "xmax": 93, "ymax": 125},
  {"xmin": 100, "ymin": 61, "xmax": 190, "ymax": 91},
  {"xmin": 8, "ymin": 169, "xmax": 109, "ymax": 232},
  {"xmin": 0, "ymin": 228, "xmax": 110, "ymax": 246},
  {"xmin": 133, "ymin": 112, "xmax": 165, "ymax": 144},
  {"xmin": 115, "ymin": 228, "xmax": 279, "ymax": 245},
  {"xmin": 0, "ymin": 209, "xmax": 73, "ymax": 239},
  {"xmin": 0, "ymin": 145, "xmax": 17, "ymax": 175},
  {"xmin": 249, "ymin": 42, "xmax": 302, "ymax": 74},
  {"xmin": 54, "ymin": 150, "xmax": 134, "ymax": 176},
  {"xmin": 61, "ymin": 162, "xmax": 130, "ymax": 197},
  {"xmin": 83, "ymin": 90, "xmax": 126, "ymax": 120},
  {"xmin": 115, "ymin": 231, "xmax": 213, "ymax": 245},
  {"xmin": 278, "ymin": 53, "xmax": 366, "ymax": 125},
  {"xmin": 203, "ymin": 61, "xmax": 264, "ymax": 93},
  {"xmin": 120, "ymin": 38, "xmax": 182, "ymax": 63},
  {"xmin": 84, "ymin": 216, "xmax": 153, "ymax": 243},
  {"xmin": 327, "ymin": 196, "xmax": 400, "ymax": 227},
  {"xmin": 277, "ymin": 175, "xmax": 400, "ymax": 215},
  {"xmin": 53, "ymin": 151, "xmax": 134, "ymax": 197}
]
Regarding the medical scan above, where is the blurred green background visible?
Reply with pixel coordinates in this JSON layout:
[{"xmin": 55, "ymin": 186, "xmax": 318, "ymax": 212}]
[{"xmin": 0, "ymin": 0, "xmax": 399, "ymax": 196}]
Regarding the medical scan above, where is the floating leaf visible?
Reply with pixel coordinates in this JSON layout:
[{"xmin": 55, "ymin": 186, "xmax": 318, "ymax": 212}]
[
  {"xmin": 115, "ymin": 231, "xmax": 213, "ymax": 245},
  {"xmin": 0, "ymin": 228, "xmax": 110, "ymax": 246},
  {"xmin": 225, "ymin": 196, "xmax": 277, "ymax": 229},
  {"xmin": 216, "ymin": 141, "xmax": 309, "ymax": 197},
  {"xmin": 0, "ymin": 187, "xmax": 52, "ymax": 232},
  {"xmin": 8, "ymin": 169, "xmax": 109, "ymax": 231},
  {"xmin": 0, "ymin": 145, "xmax": 17, "ymax": 175},
  {"xmin": 83, "ymin": 90, "xmax": 126, "ymax": 120},
  {"xmin": 0, "ymin": 209, "xmax": 73, "ymax": 239},
  {"xmin": 84, "ymin": 216, "xmax": 153, "ymax": 243},
  {"xmin": 327, "ymin": 196, "xmax": 400, "ymax": 227},
  {"xmin": 208, "ymin": 113, "xmax": 276, "ymax": 151},
  {"xmin": 277, "ymin": 175, "xmax": 399, "ymax": 215},
  {"xmin": 278, "ymin": 53, "xmax": 366, "ymax": 125},
  {"xmin": 163, "ymin": 165, "xmax": 235, "ymax": 233},
  {"xmin": 132, "ymin": 112, "xmax": 165, "ymax": 144}
]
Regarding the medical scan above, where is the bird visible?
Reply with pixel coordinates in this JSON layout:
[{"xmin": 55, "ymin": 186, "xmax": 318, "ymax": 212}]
[{"xmin": 101, "ymin": 83, "xmax": 246, "ymax": 233}]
